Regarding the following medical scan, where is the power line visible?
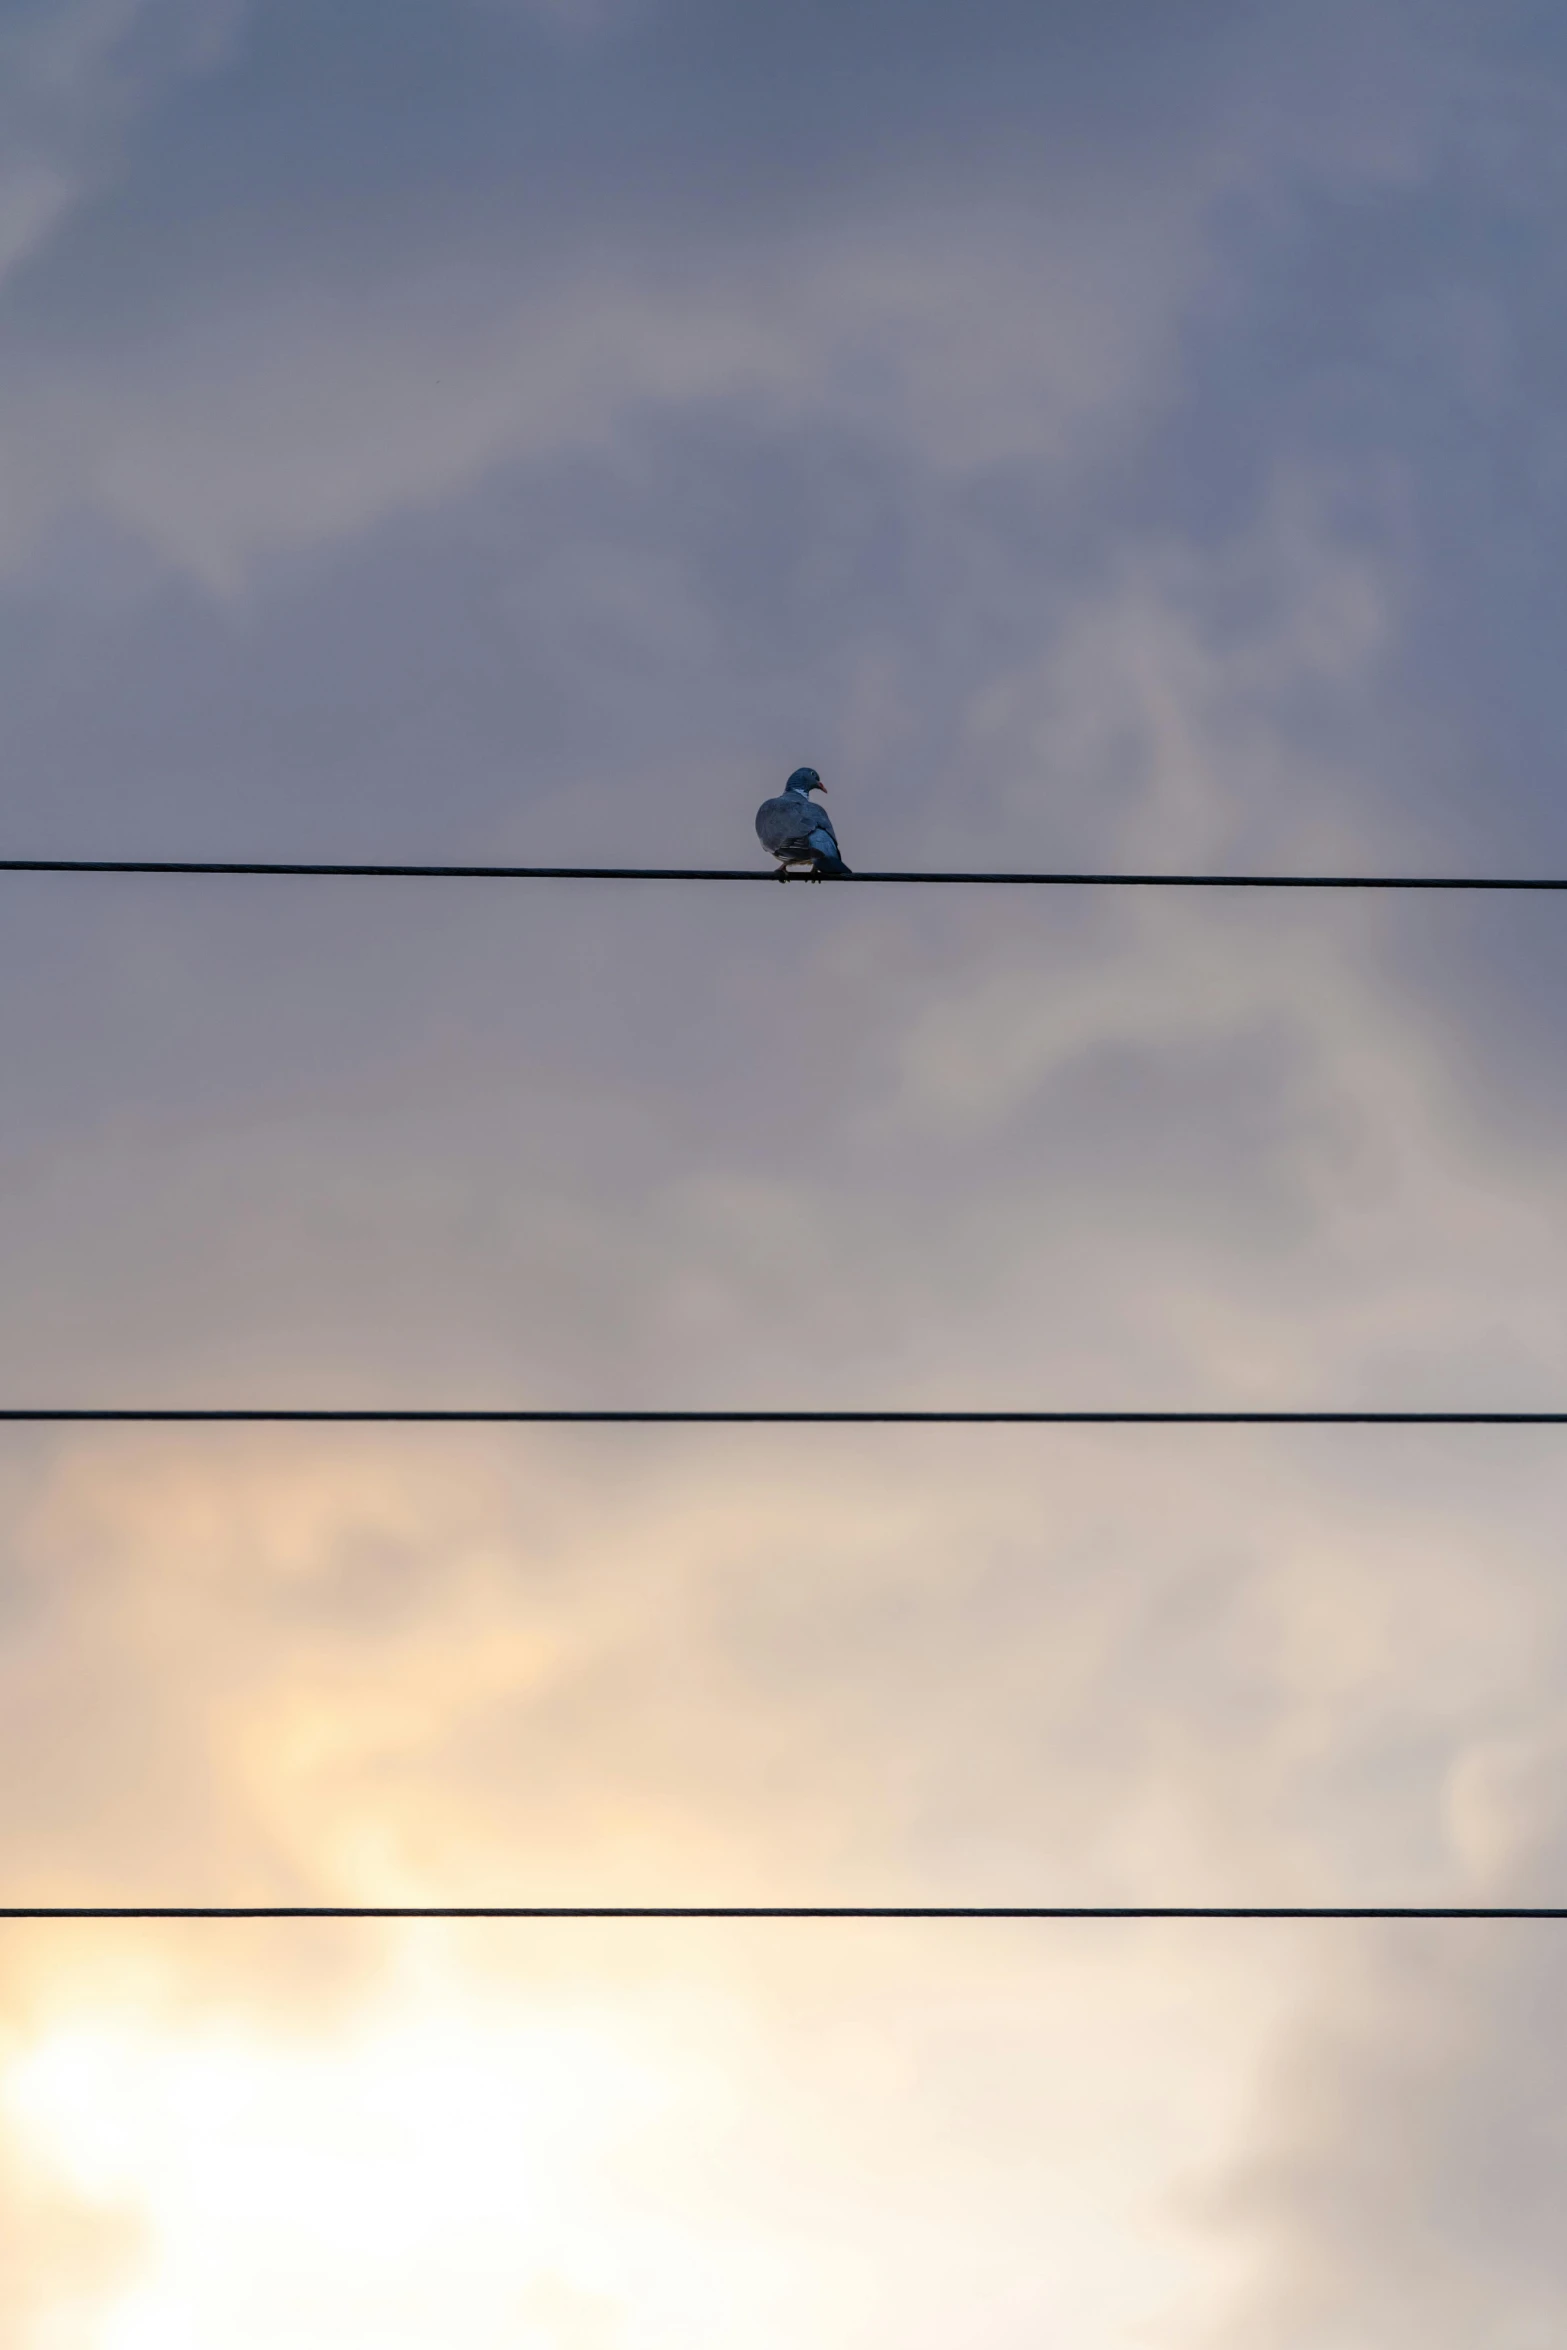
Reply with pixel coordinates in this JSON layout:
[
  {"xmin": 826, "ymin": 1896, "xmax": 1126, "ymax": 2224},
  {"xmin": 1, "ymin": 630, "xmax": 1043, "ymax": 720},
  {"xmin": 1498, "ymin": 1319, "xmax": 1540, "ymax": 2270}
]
[
  {"xmin": 11, "ymin": 873, "xmax": 1552, "ymax": 1947},
  {"xmin": 0, "ymin": 1905, "xmax": 1560, "ymax": 1920},
  {"xmin": 0, "ymin": 1409, "xmax": 1564, "ymax": 1425},
  {"xmin": 3, "ymin": 860, "xmax": 1567, "ymax": 888}
]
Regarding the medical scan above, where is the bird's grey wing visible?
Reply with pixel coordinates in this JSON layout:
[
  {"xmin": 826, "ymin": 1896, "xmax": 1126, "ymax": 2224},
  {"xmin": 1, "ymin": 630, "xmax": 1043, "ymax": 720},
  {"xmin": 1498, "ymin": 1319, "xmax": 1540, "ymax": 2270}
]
[
  {"xmin": 806, "ymin": 805, "xmax": 840, "ymax": 851},
  {"xmin": 756, "ymin": 795, "xmax": 815, "ymax": 856}
]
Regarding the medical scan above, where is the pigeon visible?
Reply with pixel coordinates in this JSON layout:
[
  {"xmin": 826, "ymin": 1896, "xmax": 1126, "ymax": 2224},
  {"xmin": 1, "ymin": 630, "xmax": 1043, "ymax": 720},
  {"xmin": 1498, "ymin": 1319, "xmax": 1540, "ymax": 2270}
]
[{"xmin": 754, "ymin": 767, "xmax": 853, "ymax": 880}]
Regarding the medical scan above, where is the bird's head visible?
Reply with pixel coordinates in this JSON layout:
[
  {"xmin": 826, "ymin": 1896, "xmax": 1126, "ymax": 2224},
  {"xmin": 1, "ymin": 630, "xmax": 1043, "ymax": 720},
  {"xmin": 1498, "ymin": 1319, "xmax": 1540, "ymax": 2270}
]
[{"xmin": 785, "ymin": 766, "xmax": 825, "ymax": 796}]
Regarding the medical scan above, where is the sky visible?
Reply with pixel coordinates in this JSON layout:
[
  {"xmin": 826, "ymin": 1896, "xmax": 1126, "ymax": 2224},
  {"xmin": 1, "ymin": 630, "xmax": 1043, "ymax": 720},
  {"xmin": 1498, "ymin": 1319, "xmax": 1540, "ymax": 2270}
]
[{"xmin": 2, "ymin": 0, "xmax": 1567, "ymax": 2340}]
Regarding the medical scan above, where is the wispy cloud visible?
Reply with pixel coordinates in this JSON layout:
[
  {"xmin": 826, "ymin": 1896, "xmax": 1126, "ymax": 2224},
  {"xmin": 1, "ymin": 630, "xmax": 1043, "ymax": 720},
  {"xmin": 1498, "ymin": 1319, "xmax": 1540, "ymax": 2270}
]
[{"xmin": 0, "ymin": 0, "xmax": 1566, "ymax": 2339}]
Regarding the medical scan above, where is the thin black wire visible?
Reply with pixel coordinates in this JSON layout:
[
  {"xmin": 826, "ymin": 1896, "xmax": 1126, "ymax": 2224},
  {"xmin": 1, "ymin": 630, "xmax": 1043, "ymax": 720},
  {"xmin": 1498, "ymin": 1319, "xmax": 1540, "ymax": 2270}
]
[
  {"xmin": 9, "ymin": 870, "xmax": 1556, "ymax": 1934},
  {"xmin": 3, "ymin": 860, "xmax": 1567, "ymax": 887},
  {"xmin": 0, "ymin": 1409, "xmax": 1564, "ymax": 1425},
  {"xmin": 0, "ymin": 1905, "xmax": 1560, "ymax": 1920}
]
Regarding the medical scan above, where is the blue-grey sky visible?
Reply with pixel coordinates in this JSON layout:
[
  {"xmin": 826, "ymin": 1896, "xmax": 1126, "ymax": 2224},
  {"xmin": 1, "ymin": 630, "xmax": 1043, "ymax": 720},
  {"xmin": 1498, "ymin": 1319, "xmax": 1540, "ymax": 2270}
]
[{"xmin": 3, "ymin": 0, "xmax": 1567, "ymax": 2342}]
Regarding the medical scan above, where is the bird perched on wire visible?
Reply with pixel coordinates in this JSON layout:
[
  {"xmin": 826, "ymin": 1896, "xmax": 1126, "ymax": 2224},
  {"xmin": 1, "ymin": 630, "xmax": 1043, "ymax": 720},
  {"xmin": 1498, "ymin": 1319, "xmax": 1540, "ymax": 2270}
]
[{"xmin": 754, "ymin": 767, "xmax": 853, "ymax": 880}]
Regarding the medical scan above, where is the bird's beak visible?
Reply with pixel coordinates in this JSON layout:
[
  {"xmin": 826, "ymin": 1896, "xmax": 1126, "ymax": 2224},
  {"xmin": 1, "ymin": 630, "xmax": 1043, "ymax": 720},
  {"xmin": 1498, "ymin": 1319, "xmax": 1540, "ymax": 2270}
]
[{"xmin": 815, "ymin": 785, "xmax": 828, "ymax": 795}]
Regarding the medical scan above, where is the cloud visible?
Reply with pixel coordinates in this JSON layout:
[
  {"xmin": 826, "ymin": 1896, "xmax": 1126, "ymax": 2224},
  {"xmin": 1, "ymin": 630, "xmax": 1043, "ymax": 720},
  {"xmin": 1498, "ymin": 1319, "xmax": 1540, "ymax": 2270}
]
[
  {"xmin": 0, "ymin": 0, "xmax": 245, "ymax": 282},
  {"xmin": 0, "ymin": 196, "xmax": 1223, "ymax": 589},
  {"xmin": 0, "ymin": 0, "xmax": 1507, "ymax": 590},
  {"xmin": 1204, "ymin": 1920, "xmax": 1567, "ymax": 2348},
  {"xmin": 1, "ymin": 0, "xmax": 1567, "ymax": 2340}
]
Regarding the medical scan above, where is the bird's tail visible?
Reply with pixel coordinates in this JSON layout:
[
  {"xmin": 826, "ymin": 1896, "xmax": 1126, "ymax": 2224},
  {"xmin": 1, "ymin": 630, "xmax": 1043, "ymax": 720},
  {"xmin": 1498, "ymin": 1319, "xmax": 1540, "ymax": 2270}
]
[{"xmin": 812, "ymin": 852, "xmax": 853, "ymax": 878}]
